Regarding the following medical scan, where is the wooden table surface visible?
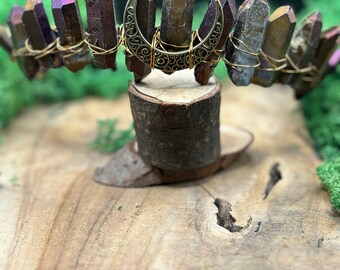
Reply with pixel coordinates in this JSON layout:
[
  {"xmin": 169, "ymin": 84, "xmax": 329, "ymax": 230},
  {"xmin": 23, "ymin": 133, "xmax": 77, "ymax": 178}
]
[{"xmin": 0, "ymin": 82, "xmax": 339, "ymax": 270}]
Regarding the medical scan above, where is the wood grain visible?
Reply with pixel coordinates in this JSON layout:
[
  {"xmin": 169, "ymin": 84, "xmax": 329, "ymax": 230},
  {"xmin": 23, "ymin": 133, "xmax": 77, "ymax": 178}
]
[{"xmin": 0, "ymin": 82, "xmax": 339, "ymax": 270}]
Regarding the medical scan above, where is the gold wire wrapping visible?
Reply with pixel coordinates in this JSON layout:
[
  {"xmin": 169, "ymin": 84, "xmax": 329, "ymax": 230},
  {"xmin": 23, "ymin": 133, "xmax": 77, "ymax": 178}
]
[
  {"xmin": 12, "ymin": 38, "xmax": 58, "ymax": 60},
  {"xmin": 121, "ymin": 25, "xmax": 134, "ymax": 58},
  {"xmin": 257, "ymin": 49, "xmax": 287, "ymax": 71},
  {"xmin": 255, "ymin": 49, "xmax": 319, "ymax": 77},
  {"xmin": 86, "ymin": 25, "xmax": 124, "ymax": 56},
  {"xmin": 281, "ymin": 54, "xmax": 318, "ymax": 74},
  {"xmin": 223, "ymin": 31, "xmax": 319, "ymax": 81},
  {"xmin": 12, "ymin": 27, "xmax": 124, "ymax": 61},
  {"xmin": 188, "ymin": 31, "xmax": 196, "ymax": 69},
  {"xmin": 10, "ymin": 24, "xmax": 320, "ymax": 81},
  {"xmin": 149, "ymin": 29, "xmax": 159, "ymax": 69},
  {"xmin": 223, "ymin": 32, "xmax": 261, "ymax": 69},
  {"xmin": 56, "ymin": 38, "xmax": 87, "ymax": 59}
]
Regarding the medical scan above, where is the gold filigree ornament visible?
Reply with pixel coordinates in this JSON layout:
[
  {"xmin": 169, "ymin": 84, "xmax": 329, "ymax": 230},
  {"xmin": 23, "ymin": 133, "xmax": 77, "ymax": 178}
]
[{"xmin": 123, "ymin": 0, "xmax": 225, "ymax": 74}]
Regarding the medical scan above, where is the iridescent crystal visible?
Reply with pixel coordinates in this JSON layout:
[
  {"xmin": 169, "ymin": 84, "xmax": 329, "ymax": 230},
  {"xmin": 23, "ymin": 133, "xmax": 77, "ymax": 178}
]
[
  {"xmin": 86, "ymin": 0, "xmax": 118, "ymax": 70},
  {"xmin": 329, "ymin": 49, "xmax": 340, "ymax": 68},
  {"xmin": 23, "ymin": 0, "xmax": 62, "ymax": 68},
  {"xmin": 294, "ymin": 26, "xmax": 340, "ymax": 97},
  {"xmin": 125, "ymin": 0, "xmax": 156, "ymax": 81},
  {"xmin": 278, "ymin": 12, "xmax": 322, "ymax": 85},
  {"xmin": 160, "ymin": 0, "xmax": 195, "ymax": 47},
  {"xmin": 253, "ymin": 6, "xmax": 296, "ymax": 87},
  {"xmin": 8, "ymin": 6, "xmax": 40, "ymax": 80},
  {"xmin": 53, "ymin": 0, "xmax": 90, "ymax": 72},
  {"xmin": 226, "ymin": 0, "xmax": 270, "ymax": 86},
  {"xmin": 195, "ymin": 0, "xmax": 236, "ymax": 85}
]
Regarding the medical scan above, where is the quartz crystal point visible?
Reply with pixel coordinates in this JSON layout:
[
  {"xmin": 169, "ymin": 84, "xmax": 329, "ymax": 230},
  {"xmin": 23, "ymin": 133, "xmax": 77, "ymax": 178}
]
[
  {"xmin": 293, "ymin": 26, "xmax": 340, "ymax": 98},
  {"xmin": 160, "ymin": 0, "xmax": 195, "ymax": 47},
  {"xmin": 86, "ymin": 0, "xmax": 118, "ymax": 70},
  {"xmin": 316, "ymin": 28, "xmax": 340, "ymax": 75},
  {"xmin": 194, "ymin": 0, "xmax": 236, "ymax": 85},
  {"xmin": 329, "ymin": 49, "xmax": 340, "ymax": 68},
  {"xmin": 278, "ymin": 12, "xmax": 323, "ymax": 85},
  {"xmin": 53, "ymin": 0, "xmax": 90, "ymax": 72},
  {"xmin": 0, "ymin": 26, "xmax": 13, "ymax": 55},
  {"xmin": 23, "ymin": 0, "xmax": 63, "ymax": 68},
  {"xmin": 125, "ymin": 0, "xmax": 156, "ymax": 82},
  {"xmin": 252, "ymin": 6, "xmax": 296, "ymax": 87},
  {"xmin": 8, "ymin": 6, "xmax": 40, "ymax": 80},
  {"xmin": 226, "ymin": 0, "xmax": 270, "ymax": 86}
]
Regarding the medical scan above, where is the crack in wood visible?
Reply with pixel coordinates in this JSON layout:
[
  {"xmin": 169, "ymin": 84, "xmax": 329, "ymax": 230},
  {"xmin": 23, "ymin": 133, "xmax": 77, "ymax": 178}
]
[
  {"xmin": 264, "ymin": 163, "xmax": 282, "ymax": 200},
  {"xmin": 317, "ymin": 237, "xmax": 324, "ymax": 248},
  {"xmin": 253, "ymin": 221, "xmax": 262, "ymax": 234},
  {"xmin": 214, "ymin": 198, "xmax": 251, "ymax": 233},
  {"xmin": 198, "ymin": 184, "xmax": 215, "ymax": 200}
]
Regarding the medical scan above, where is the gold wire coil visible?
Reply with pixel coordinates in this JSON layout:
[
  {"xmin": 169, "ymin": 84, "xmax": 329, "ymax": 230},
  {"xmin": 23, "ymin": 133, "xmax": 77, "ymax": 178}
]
[
  {"xmin": 56, "ymin": 38, "xmax": 87, "ymax": 59},
  {"xmin": 257, "ymin": 50, "xmax": 319, "ymax": 83},
  {"xmin": 281, "ymin": 54, "xmax": 317, "ymax": 74},
  {"xmin": 12, "ymin": 38, "xmax": 58, "ymax": 60},
  {"xmin": 223, "ymin": 32, "xmax": 261, "ymax": 69},
  {"xmin": 12, "ymin": 27, "xmax": 124, "ymax": 62},
  {"xmin": 257, "ymin": 49, "xmax": 288, "ymax": 71},
  {"xmin": 85, "ymin": 25, "xmax": 124, "ymax": 56},
  {"xmin": 85, "ymin": 38, "xmax": 121, "ymax": 56}
]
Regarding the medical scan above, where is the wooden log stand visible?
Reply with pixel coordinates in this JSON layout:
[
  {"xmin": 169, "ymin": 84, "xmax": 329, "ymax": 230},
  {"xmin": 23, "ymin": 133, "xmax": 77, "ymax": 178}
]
[{"xmin": 94, "ymin": 70, "xmax": 253, "ymax": 187}]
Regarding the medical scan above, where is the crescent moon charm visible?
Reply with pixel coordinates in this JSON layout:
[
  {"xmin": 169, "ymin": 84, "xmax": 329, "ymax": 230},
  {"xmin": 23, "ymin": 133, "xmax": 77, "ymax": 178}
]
[{"xmin": 123, "ymin": 0, "xmax": 224, "ymax": 73}]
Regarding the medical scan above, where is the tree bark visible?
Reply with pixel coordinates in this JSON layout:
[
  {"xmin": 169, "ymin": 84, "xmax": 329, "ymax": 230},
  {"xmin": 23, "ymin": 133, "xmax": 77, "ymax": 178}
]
[
  {"xmin": 128, "ymin": 69, "xmax": 221, "ymax": 170},
  {"xmin": 94, "ymin": 125, "xmax": 253, "ymax": 187}
]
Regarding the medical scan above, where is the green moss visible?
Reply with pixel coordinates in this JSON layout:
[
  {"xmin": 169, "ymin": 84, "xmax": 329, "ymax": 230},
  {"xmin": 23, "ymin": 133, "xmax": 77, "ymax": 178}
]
[
  {"xmin": 90, "ymin": 119, "xmax": 135, "ymax": 153},
  {"xmin": 9, "ymin": 174, "xmax": 19, "ymax": 186},
  {"xmin": 317, "ymin": 159, "xmax": 340, "ymax": 210},
  {"xmin": 330, "ymin": 189, "xmax": 340, "ymax": 211},
  {"xmin": 303, "ymin": 70, "xmax": 340, "ymax": 160},
  {"xmin": 301, "ymin": 0, "xmax": 340, "ymax": 211}
]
